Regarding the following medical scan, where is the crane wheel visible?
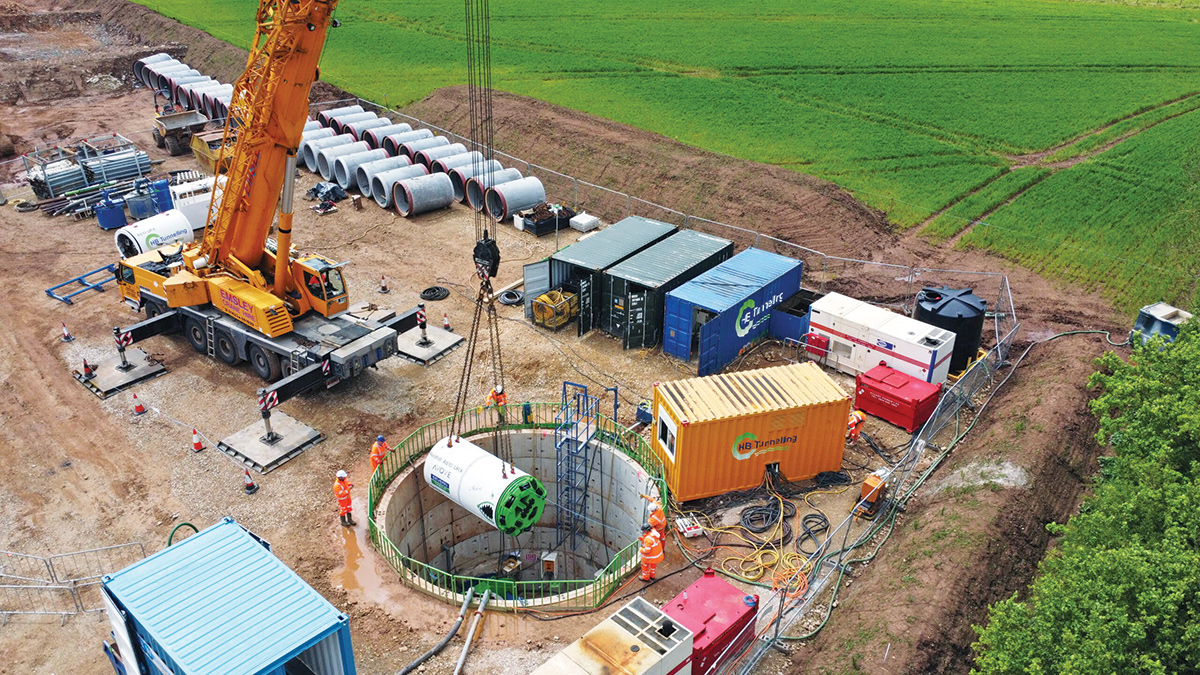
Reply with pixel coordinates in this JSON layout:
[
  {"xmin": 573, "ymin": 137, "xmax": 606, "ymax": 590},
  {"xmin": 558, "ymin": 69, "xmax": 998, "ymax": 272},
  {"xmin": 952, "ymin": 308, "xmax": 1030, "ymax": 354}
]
[
  {"xmin": 249, "ymin": 344, "xmax": 282, "ymax": 381},
  {"xmin": 184, "ymin": 318, "xmax": 207, "ymax": 353},
  {"xmin": 215, "ymin": 330, "xmax": 240, "ymax": 365}
]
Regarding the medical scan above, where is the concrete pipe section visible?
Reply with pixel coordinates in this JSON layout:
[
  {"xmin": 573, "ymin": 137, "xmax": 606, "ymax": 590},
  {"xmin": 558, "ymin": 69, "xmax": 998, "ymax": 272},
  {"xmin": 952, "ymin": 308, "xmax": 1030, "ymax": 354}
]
[
  {"xmin": 303, "ymin": 120, "xmax": 322, "ymax": 132},
  {"xmin": 430, "ymin": 151, "xmax": 483, "ymax": 175},
  {"xmin": 381, "ymin": 129, "xmax": 434, "ymax": 157},
  {"xmin": 187, "ymin": 82, "xmax": 226, "ymax": 112},
  {"xmin": 356, "ymin": 156, "xmax": 412, "ymax": 196},
  {"xmin": 333, "ymin": 149, "xmax": 387, "ymax": 191},
  {"xmin": 466, "ymin": 168, "xmax": 523, "ymax": 211},
  {"xmin": 371, "ymin": 164, "xmax": 429, "ymax": 209},
  {"xmin": 393, "ymin": 173, "xmax": 454, "ymax": 217},
  {"xmin": 486, "ymin": 176, "xmax": 546, "ymax": 222},
  {"xmin": 151, "ymin": 64, "xmax": 191, "ymax": 92},
  {"xmin": 375, "ymin": 429, "xmax": 659, "ymax": 609},
  {"xmin": 448, "ymin": 161, "xmax": 504, "ymax": 203},
  {"xmin": 133, "ymin": 53, "xmax": 175, "ymax": 85},
  {"xmin": 317, "ymin": 104, "xmax": 364, "ymax": 127},
  {"xmin": 201, "ymin": 85, "xmax": 234, "ymax": 117},
  {"xmin": 329, "ymin": 112, "xmax": 378, "ymax": 135},
  {"xmin": 345, "ymin": 117, "xmax": 392, "ymax": 141},
  {"xmin": 363, "ymin": 123, "xmax": 413, "ymax": 150},
  {"xmin": 172, "ymin": 77, "xmax": 213, "ymax": 108},
  {"xmin": 301, "ymin": 128, "xmax": 336, "ymax": 144},
  {"xmin": 301, "ymin": 134, "xmax": 353, "ymax": 173},
  {"xmin": 398, "ymin": 136, "xmax": 450, "ymax": 160},
  {"xmin": 413, "ymin": 143, "xmax": 467, "ymax": 168},
  {"xmin": 140, "ymin": 58, "xmax": 182, "ymax": 85},
  {"xmin": 317, "ymin": 141, "xmax": 370, "ymax": 181}
]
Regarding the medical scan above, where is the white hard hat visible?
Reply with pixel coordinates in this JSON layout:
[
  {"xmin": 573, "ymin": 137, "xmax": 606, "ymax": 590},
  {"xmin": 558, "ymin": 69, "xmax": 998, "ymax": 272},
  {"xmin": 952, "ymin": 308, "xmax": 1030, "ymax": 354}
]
[
  {"xmin": 336, "ymin": 470, "xmax": 347, "ymax": 479},
  {"xmin": 495, "ymin": 385, "xmax": 503, "ymax": 394}
]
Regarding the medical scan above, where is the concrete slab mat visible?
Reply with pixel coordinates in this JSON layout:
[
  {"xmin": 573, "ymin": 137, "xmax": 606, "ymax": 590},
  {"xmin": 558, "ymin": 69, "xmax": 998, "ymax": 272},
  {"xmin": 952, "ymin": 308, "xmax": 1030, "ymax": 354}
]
[
  {"xmin": 395, "ymin": 325, "xmax": 464, "ymax": 365},
  {"xmin": 217, "ymin": 411, "xmax": 325, "ymax": 474},
  {"xmin": 73, "ymin": 349, "xmax": 166, "ymax": 399}
]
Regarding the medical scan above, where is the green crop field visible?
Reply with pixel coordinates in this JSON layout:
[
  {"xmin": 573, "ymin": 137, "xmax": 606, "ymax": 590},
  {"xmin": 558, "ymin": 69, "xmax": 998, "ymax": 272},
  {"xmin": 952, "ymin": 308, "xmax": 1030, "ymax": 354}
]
[{"xmin": 134, "ymin": 0, "xmax": 1200, "ymax": 310}]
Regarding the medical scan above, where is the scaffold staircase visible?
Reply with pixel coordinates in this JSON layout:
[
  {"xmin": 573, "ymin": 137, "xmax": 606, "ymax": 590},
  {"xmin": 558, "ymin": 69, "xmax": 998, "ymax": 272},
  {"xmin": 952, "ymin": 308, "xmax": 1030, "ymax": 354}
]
[{"xmin": 554, "ymin": 382, "xmax": 598, "ymax": 550}]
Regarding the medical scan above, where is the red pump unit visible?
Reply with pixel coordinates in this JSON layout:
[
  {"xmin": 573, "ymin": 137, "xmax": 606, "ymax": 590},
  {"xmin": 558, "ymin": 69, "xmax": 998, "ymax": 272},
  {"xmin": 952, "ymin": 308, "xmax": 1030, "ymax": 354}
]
[
  {"xmin": 663, "ymin": 568, "xmax": 759, "ymax": 674},
  {"xmin": 855, "ymin": 363, "xmax": 941, "ymax": 433}
]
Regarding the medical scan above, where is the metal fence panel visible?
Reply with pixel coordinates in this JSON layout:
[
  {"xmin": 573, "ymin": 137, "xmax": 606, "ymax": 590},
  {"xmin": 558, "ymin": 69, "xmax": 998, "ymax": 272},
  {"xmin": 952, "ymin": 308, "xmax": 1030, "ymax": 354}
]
[
  {"xmin": 0, "ymin": 551, "xmax": 54, "ymax": 585},
  {"xmin": 49, "ymin": 543, "xmax": 146, "ymax": 584}
]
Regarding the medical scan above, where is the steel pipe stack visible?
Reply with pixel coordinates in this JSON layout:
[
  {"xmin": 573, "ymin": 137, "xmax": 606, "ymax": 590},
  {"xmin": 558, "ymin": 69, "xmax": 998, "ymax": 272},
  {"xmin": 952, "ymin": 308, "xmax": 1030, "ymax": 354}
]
[
  {"xmin": 317, "ymin": 105, "xmax": 364, "ymax": 127},
  {"xmin": 355, "ymin": 156, "xmax": 412, "ymax": 196},
  {"xmin": 333, "ymin": 149, "xmax": 387, "ymax": 190},
  {"xmin": 316, "ymin": 141, "xmax": 370, "ymax": 181},
  {"xmin": 301, "ymin": 134, "xmax": 353, "ymax": 172},
  {"xmin": 81, "ymin": 150, "xmax": 153, "ymax": 184},
  {"xmin": 27, "ymin": 160, "xmax": 89, "ymax": 199},
  {"xmin": 393, "ymin": 173, "xmax": 455, "ymax": 217},
  {"xmin": 414, "ymin": 143, "xmax": 467, "ymax": 168},
  {"xmin": 486, "ymin": 177, "xmax": 545, "ymax": 222},
  {"xmin": 430, "ymin": 151, "xmax": 484, "ymax": 175},
  {"xmin": 363, "ymin": 123, "xmax": 413, "ymax": 150},
  {"xmin": 371, "ymin": 165, "xmax": 429, "ymax": 209},
  {"xmin": 381, "ymin": 129, "xmax": 433, "ymax": 157},
  {"xmin": 448, "ymin": 160, "xmax": 503, "ymax": 203},
  {"xmin": 466, "ymin": 168, "xmax": 523, "ymax": 211}
]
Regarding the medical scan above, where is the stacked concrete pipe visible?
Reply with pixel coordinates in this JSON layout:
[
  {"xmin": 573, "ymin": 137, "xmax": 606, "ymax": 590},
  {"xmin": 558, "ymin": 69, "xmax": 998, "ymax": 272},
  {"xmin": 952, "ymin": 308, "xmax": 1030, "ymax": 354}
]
[
  {"xmin": 301, "ymin": 134, "xmax": 354, "ymax": 172},
  {"xmin": 430, "ymin": 151, "xmax": 483, "ymax": 175},
  {"xmin": 414, "ymin": 143, "xmax": 467, "ymax": 168},
  {"xmin": 333, "ymin": 149, "xmax": 388, "ymax": 190},
  {"xmin": 317, "ymin": 105, "xmax": 364, "ymax": 127},
  {"xmin": 356, "ymin": 156, "xmax": 412, "ymax": 195},
  {"xmin": 466, "ymin": 168, "xmax": 524, "ymax": 211},
  {"xmin": 448, "ymin": 160, "xmax": 504, "ymax": 203},
  {"xmin": 393, "ymin": 173, "xmax": 455, "ymax": 217},
  {"xmin": 317, "ymin": 141, "xmax": 370, "ymax": 181},
  {"xmin": 303, "ymin": 120, "xmax": 322, "ymax": 133},
  {"xmin": 372, "ymin": 164, "xmax": 429, "ymax": 209},
  {"xmin": 486, "ymin": 177, "xmax": 546, "ymax": 222},
  {"xmin": 381, "ymin": 129, "xmax": 434, "ymax": 157},
  {"xmin": 329, "ymin": 112, "xmax": 377, "ymax": 135},
  {"xmin": 345, "ymin": 117, "xmax": 392, "ymax": 141},
  {"xmin": 398, "ymin": 136, "xmax": 450, "ymax": 160},
  {"xmin": 133, "ymin": 53, "xmax": 175, "ymax": 86},
  {"xmin": 363, "ymin": 123, "xmax": 413, "ymax": 150}
]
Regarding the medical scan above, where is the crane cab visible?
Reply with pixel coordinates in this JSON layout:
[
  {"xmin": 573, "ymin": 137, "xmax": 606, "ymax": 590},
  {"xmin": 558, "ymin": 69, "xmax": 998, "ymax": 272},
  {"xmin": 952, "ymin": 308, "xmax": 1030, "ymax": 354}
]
[{"xmin": 294, "ymin": 255, "xmax": 349, "ymax": 318}]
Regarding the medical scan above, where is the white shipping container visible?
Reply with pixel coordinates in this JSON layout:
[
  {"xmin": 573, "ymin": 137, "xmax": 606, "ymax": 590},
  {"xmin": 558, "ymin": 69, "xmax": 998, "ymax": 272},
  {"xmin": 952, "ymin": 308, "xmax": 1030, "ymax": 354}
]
[{"xmin": 808, "ymin": 292, "xmax": 956, "ymax": 384}]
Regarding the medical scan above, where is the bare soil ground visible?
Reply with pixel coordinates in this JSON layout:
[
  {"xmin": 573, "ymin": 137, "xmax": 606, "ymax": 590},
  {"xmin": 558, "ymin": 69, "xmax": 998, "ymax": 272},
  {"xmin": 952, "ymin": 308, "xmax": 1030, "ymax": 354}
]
[{"xmin": 0, "ymin": 2, "xmax": 1124, "ymax": 675}]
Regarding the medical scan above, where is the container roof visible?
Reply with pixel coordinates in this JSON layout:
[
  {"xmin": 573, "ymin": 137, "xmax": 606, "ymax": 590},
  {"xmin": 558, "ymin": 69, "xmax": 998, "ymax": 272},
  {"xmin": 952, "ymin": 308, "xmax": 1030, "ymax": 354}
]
[
  {"xmin": 103, "ymin": 518, "xmax": 345, "ymax": 675},
  {"xmin": 551, "ymin": 216, "xmax": 676, "ymax": 271},
  {"xmin": 658, "ymin": 361, "xmax": 847, "ymax": 423},
  {"xmin": 667, "ymin": 248, "xmax": 800, "ymax": 312},
  {"xmin": 606, "ymin": 230, "xmax": 732, "ymax": 289}
]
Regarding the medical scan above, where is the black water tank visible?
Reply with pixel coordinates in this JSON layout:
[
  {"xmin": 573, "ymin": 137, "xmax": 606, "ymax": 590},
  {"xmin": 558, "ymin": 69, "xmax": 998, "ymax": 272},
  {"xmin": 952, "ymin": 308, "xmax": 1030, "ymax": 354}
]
[{"xmin": 915, "ymin": 287, "xmax": 987, "ymax": 374}]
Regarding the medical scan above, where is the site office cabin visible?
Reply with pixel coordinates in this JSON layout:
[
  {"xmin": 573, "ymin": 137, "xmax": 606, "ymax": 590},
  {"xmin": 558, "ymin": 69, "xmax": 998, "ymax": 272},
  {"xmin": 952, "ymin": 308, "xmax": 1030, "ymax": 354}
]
[{"xmin": 650, "ymin": 361, "xmax": 851, "ymax": 502}]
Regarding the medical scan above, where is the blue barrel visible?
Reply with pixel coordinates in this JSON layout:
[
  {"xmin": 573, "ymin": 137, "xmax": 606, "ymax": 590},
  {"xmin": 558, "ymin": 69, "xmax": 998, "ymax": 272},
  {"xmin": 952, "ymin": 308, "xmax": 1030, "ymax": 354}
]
[
  {"xmin": 126, "ymin": 194, "xmax": 157, "ymax": 221},
  {"xmin": 149, "ymin": 178, "xmax": 172, "ymax": 213},
  {"xmin": 95, "ymin": 194, "xmax": 128, "ymax": 231}
]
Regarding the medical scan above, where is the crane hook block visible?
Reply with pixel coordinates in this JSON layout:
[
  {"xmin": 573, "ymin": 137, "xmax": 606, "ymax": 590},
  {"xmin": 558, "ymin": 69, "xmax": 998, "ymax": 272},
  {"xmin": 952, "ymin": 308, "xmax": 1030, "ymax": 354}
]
[{"xmin": 473, "ymin": 231, "xmax": 501, "ymax": 280}]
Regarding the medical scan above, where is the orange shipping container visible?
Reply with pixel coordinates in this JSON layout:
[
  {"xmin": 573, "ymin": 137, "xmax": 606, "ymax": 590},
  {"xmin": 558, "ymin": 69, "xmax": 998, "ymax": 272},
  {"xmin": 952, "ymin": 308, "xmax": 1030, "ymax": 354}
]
[{"xmin": 651, "ymin": 362, "xmax": 851, "ymax": 502}]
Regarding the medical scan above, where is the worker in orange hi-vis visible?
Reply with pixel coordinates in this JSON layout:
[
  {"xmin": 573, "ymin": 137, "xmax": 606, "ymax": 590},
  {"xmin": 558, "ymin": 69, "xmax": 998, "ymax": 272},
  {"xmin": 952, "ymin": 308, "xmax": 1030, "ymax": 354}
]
[
  {"xmin": 335, "ymin": 470, "xmax": 355, "ymax": 527},
  {"xmin": 484, "ymin": 384, "xmax": 509, "ymax": 425},
  {"xmin": 639, "ymin": 524, "xmax": 664, "ymax": 581},
  {"xmin": 847, "ymin": 409, "xmax": 867, "ymax": 444},
  {"xmin": 645, "ymin": 496, "xmax": 667, "ymax": 544},
  {"xmin": 369, "ymin": 435, "xmax": 390, "ymax": 474}
]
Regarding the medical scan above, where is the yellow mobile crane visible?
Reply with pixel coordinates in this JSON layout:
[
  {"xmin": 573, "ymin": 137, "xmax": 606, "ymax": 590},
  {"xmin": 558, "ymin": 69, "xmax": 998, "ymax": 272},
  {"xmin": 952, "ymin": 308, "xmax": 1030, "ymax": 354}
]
[{"xmin": 114, "ymin": 0, "xmax": 420, "ymax": 387}]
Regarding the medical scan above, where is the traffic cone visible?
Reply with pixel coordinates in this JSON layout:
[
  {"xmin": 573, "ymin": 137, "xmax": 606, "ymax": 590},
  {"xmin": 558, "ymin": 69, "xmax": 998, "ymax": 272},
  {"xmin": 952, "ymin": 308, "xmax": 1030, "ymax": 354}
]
[
  {"xmin": 82, "ymin": 358, "xmax": 95, "ymax": 380},
  {"xmin": 191, "ymin": 429, "xmax": 204, "ymax": 452},
  {"xmin": 243, "ymin": 468, "xmax": 259, "ymax": 495},
  {"xmin": 61, "ymin": 323, "xmax": 74, "ymax": 342},
  {"xmin": 132, "ymin": 393, "xmax": 147, "ymax": 416},
  {"xmin": 443, "ymin": 311, "xmax": 452, "ymax": 332},
  {"xmin": 378, "ymin": 274, "xmax": 390, "ymax": 294}
]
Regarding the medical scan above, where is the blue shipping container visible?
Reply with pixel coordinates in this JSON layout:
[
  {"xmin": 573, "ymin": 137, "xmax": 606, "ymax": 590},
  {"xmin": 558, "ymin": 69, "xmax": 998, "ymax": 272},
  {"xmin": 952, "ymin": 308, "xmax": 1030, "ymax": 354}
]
[
  {"xmin": 663, "ymin": 248, "xmax": 802, "ymax": 376},
  {"xmin": 101, "ymin": 517, "xmax": 356, "ymax": 675}
]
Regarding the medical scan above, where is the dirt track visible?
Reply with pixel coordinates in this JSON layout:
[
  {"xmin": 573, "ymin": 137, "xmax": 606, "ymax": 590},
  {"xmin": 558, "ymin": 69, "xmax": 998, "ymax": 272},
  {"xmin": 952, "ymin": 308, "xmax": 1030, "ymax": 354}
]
[{"xmin": 0, "ymin": 3, "xmax": 1122, "ymax": 675}]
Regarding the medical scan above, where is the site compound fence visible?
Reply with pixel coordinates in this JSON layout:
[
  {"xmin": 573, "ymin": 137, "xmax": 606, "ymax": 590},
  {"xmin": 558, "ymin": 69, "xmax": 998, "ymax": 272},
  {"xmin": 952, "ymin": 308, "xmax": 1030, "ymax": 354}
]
[
  {"xmin": 367, "ymin": 402, "xmax": 668, "ymax": 613},
  {"xmin": 0, "ymin": 543, "xmax": 146, "ymax": 623}
]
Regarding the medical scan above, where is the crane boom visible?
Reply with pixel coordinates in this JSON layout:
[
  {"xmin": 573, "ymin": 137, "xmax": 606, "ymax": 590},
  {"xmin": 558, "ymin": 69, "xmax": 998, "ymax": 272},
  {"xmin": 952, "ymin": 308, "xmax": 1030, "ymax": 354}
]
[{"xmin": 200, "ymin": 0, "xmax": 336, "ymax": 275}]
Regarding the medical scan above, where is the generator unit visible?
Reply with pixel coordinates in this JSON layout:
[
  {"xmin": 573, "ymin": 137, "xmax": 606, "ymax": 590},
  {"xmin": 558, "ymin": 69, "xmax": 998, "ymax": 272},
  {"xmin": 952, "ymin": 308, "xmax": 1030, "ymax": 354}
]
[
  {"xmin": 530, "ymin": 597, "xmax": 694, "ymax": 675},
  {"xmin": 808, "ymin": 292, "xmax": 957, "ymax": 384}
]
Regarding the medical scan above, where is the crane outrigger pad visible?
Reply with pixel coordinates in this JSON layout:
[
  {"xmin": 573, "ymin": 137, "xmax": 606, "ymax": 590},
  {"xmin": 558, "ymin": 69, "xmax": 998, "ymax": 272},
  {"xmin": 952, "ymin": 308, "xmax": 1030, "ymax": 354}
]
[
  {"xmin": 72, "ymin": 349, "xmax": 166, "ymax": 399},
  {"xmin": 395, "ymin": 325, "xmax": 464, "ymax": 365},
  {"xmin": 217, "ymin": 411, "xmax": 325, "ymax": 474}
]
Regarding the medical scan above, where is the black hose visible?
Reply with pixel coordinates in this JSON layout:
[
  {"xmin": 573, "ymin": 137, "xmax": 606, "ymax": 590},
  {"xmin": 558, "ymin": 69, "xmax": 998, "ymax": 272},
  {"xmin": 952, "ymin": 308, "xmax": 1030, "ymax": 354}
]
[
  {"xmin": 398, "ymin": 588, "xmax": 475, "ymax": 674},
  {"xmin": 497, "ymin": 289, "xmax": 523, "ymax": 306},
  {"xmin": 420, "ymin": 286, "xmax": 450, "ymax": 301}
]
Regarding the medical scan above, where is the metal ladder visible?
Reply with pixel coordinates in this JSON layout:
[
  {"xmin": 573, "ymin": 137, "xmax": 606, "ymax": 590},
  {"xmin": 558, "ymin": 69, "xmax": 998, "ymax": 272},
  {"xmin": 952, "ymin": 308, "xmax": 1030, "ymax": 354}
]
[
  {"xmin": 289, "ymin": 348, "xmax": 306, "ymax": 375},
  {"xmin": 554, "ymin": 382, "xmax": 599, "ymax": 551},
  {"xmin": 205, "ymin": 316, "xmax": 216, "ymax": 358}
]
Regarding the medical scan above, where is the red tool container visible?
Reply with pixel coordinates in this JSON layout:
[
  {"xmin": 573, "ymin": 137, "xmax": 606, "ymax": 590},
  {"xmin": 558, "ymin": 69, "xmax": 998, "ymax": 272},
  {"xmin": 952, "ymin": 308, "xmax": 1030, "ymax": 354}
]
[
  {"xmin": 663, "ymin": 568, "xmax": 759, "ymax": 675},
  {"xmin": 804, "ymin": 332, "xmax": 830, "ymax": 358},
  {"xmin": 855, "ymin": 364, "xmax": 941, "ymax": 433}
]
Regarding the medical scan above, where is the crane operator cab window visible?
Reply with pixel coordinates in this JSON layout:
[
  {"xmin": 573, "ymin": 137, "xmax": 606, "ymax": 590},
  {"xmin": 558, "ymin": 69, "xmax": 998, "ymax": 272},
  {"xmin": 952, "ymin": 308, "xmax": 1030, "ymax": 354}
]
[{"xmin": 299, "ymin": 258, "xmax": 348, "ymax": 316}]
